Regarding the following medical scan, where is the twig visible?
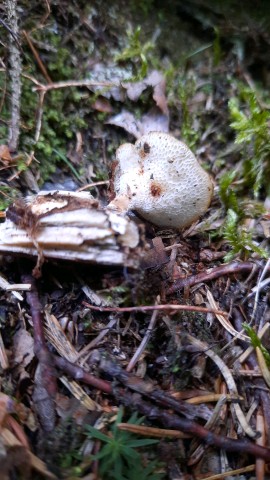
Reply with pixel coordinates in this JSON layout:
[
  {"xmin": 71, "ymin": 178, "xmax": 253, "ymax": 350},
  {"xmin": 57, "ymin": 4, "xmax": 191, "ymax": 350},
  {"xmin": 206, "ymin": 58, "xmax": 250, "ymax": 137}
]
[
  {"xmin": 114, "ymin": 387, "xmax": 270, "ymax": 461},
  {"xmin": 23, "ymin": 30, "xmax": 52, "ymax": 83},
  {"xmin": 5, "ymin": 0, "xmax": 22, "ymax": 151},
  {"xmin": 126, "ymin": 302, "xmax": 159, "ymax": 372},
  {"xmin": 0, "ymin": 273, "xmax": 28, "ymax": 300},
  {"xmin": 184, "ymin": 334, "xmax": 257, "ymax": 438},
  {"xmin": 33, "ymin": 79, "xmax": 118, "ymax": 92},
  {"xmin": 99, "ymin": 356, "xmax": 211, "ymax": 421},
  {"xmin": 52, "ymin": 355, "xmax": 112, "ymax": 394},
  {"xmin": 19, "ymin": 282, "xmax": 270, "ymax": 459},
  {"xmin": 76, "ymin": 316, "xmax": 117, "ymax": 361},
  {"xmin": 167, "ymin": 261, "xmax": 263, "ymax": 294},
  {"xmin": 83, "ymin": 301, "xmax": 228, "ymax": 316},
  {"xmin": 51, "ymin": 353, "xmax": 270, "ymax": 461},
  {"xmin": 77, "ymin": 180, "xmax": 110, "ymax": 192},
  {"xmin": 23, "ymin": 274, "xmax": 57, "ymax": 431}
]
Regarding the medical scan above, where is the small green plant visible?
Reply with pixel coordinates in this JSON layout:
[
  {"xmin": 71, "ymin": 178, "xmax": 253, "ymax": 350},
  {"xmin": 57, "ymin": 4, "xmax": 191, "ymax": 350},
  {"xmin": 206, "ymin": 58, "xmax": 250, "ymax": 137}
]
[
  {"xmin": 115, "ymin": 26, "xmax": 154, "ymax": 81},
  {"xmin": 243, "ymin": 323, "xmax": 270, "ymax": 366},
  {"xmin": 218, "ymin": 86, "xmax": 270, "ymax": 261},
  {"xmin": 0, "ymin": 185, "xmax": 20, "ymax": 211},
  {"xmin": 213, "ymin": 27, "xmax": 222, "ymax": 66},
  {"xmin": 85, "ymin": 408, "xmax": 163, "ymax": 480},
  {"xmin": 178, "ymin": 76, "xmax": 199, "ymax": 149},
  {"xmin": 229, "ymin": 88, "xmax": 270, "ymax": 198},
  {"xmin": 222, "ymin": 209, "xmax": 268, "ymax": 262},
  {"xmin": 219, "ymin": 170, "xmax": 240, "ymax": 214}
]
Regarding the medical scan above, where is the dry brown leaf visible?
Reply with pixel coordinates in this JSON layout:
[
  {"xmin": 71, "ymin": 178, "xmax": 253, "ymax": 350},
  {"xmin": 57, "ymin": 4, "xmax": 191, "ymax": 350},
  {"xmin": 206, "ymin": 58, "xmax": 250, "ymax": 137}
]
[
  {"xmin": 107, "ymin": 110, "xmax": 142, "ymax": 138},
  {"xmin": 13, "ymin": 328, "xmax": 35, "ymax": 372},
  {"xmin": 107, "ymin": 106, "xmax": 169, "ymax": 138},
  {"xmin": 91, "ymin": 96, "xmax": 113, "ymax": 113},
  {"xmin": 123, "ymin": 70, "xmax": 168, "ymax": 115},
  {"xmin": 107, "ymin": 70, "xmax": 169, "ymax": 137},
  {"xmin": 146, "ymin": 70, "xmax": 169, "ymax": 116},
  {"xmin": 0, "ymin": 144, "xmax": 13, "ymax": 165}
]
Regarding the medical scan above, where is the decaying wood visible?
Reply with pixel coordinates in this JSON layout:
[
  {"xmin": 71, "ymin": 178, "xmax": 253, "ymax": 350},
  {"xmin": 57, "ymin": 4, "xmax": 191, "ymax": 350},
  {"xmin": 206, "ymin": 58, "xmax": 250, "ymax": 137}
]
[{"xmin": 0, "ymin": 191, "xmax": 139, "ymax": 268}]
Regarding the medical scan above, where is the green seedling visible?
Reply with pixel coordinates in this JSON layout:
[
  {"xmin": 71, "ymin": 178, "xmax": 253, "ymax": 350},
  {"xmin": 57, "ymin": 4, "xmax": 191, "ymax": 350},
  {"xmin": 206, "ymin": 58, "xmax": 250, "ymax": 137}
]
[
  {"xmin": 243, "ymin": 323, "xmax": 270, "ymax": 367},
  {"xmin": 85, "ymin": 407, "xmax": 163, "ymax": 480}
]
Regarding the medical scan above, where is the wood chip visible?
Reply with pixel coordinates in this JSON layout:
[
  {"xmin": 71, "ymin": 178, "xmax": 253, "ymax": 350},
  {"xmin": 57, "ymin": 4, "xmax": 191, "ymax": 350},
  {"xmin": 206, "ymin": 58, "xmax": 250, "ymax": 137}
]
[{"xmin": 0, "ymin": 191, "xmax": 139, "ymax": 268}]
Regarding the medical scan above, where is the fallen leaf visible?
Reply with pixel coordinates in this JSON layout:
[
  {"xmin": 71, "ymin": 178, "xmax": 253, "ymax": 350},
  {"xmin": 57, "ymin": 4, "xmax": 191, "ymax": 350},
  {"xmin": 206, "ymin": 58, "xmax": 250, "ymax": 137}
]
[
  {"xmin": 146, "ymin": 70, "xmax": 169, "ymax": 116},
  {"xmin": 107, "ymin": 110, "xmax": 142, "ymax": 138},
  {"xmin": 123, "ymin": 70, "xmax": 169, "ymax": 115},
  {"xmin": 140, "ymin": 107, "xmax": 169, "ymax": 134},
  {"xmin": 0, "ymin": 145, "xmax": 12, "ymax": 165},
  {"xmin": 91, "ymin": 96, "xmax": 113, "ymax": 113},
  {"xmin": 13, "ymin": 328, "xmax": 35, "ymax": 370},
  {"xmin": 107, "ymin": 106, "xmax": 169, "ymax": 138}
]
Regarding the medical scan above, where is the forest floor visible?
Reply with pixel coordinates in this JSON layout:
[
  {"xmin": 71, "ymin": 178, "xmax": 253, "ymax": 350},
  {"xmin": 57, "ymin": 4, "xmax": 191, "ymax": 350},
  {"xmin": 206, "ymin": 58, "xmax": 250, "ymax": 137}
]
[{"xmin": 1, "ymin": 1, "xmax": 270, "ymax": 479}]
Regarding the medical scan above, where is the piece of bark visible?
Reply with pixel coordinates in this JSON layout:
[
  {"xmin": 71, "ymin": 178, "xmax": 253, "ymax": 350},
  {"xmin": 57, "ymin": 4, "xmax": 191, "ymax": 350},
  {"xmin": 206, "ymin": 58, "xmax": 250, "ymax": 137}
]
[{"xmin": 0, "ymin": 191, "xmax": 139, "ymax": 267}]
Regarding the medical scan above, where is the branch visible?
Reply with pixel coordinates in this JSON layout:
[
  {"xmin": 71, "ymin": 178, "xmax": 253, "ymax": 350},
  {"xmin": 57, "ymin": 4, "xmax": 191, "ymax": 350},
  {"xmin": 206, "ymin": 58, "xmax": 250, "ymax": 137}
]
[
  {"xmin": 23, "ymin": 274, "xmax": 57, "ymax": 431},
  {"xmin": 166, "ymin": 261, "xmax": 261, "ymax": 294},
  {"xmin": 83, "ymin": 301, "xmax": 228, "ymax": 316},
  {"xmin": 5, "ymin": 0, "xmax": 22, "ymax": 152}
]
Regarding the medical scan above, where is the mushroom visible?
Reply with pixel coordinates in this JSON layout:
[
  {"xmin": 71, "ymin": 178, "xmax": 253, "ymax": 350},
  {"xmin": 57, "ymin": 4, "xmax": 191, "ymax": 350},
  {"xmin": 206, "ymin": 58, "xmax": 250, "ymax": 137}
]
[{"xmin": 108, "ymin": 132, "xmax": 213, "ymax": 229}]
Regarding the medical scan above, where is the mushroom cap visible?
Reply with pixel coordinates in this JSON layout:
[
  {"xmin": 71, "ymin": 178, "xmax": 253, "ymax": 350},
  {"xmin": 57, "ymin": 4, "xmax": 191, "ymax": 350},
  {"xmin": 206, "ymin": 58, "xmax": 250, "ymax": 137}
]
[{"xmin": 109, "ymin": 132, "xmax": 213, "ymax": 229}]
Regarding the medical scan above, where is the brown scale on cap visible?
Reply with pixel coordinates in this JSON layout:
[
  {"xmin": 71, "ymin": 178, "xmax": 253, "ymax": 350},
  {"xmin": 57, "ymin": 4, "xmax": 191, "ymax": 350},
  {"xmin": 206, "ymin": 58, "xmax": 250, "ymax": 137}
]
[
  {"xmin": 150, "ymin": 181, "xmax": 163, "ymax": 197},
  {"xmin": 108, "ymin": 132, "xmax": 213, "ymax": 229}
]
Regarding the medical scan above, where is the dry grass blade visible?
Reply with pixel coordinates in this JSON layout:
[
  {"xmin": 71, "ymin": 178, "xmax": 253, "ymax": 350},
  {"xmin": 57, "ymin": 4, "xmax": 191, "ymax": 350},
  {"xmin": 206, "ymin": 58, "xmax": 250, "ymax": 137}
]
[
  {"xmin": 186, "ymin": 393, "xmax": 243, "ymax": 404},
  {"xmin": 188, "ymin": 395, "xmax": 228, "ymax": 465},
  {"xmin": 76, "ymin": 316, "xmax": 117, "ymax": 362},
  {"xmin": 0, "ymin": 273, "xmax": 25, "ymax": 300},
  {"xmin": 44, "ymin": 308, "xmax": 78, "ymax": 363},
  {"xmin": 251, "ymin": 258, "xmax": 270, "ymax": 321},
  {"xmin": 199, "ymin": 464, "xmax": 255, "ymax": 480},
  {"xmin": 186, "ymin": 335, "xmax": 257, "ymax": 438},
  {"xmin": 60, "ymin": 376, "xmax": 100, "ymax": 411},
  {"xmin": 256, "ymin": 407, "xmax": 266, "ymax": 480},
  {"xmin": 256, "ymin": 347, "xmax": 270, "ymax": 389},
  {"xmin": 126, "ymin": 297, "xmax": 160, "ymax": 372},
  {"xmin": 239, "ymin": 322, "xmax": 270, "ymax": 364},
  {"xmin": 206, "ymin": 289, "xmax": 249, "ymax": 342},
  {"xmin": 0, "ymin": 332, "xmax": 9, "ymax": 370},
  {"xmin": 117, "ymin": 423, "xmax": 190, "ymax": 439}
]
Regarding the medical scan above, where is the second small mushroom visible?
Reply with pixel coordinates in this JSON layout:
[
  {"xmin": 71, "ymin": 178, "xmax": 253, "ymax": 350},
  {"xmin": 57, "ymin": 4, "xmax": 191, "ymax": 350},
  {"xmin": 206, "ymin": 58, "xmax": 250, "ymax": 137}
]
[{"xmin": 109, "ymin": 132, "xmax": 213, "ymax": 230}]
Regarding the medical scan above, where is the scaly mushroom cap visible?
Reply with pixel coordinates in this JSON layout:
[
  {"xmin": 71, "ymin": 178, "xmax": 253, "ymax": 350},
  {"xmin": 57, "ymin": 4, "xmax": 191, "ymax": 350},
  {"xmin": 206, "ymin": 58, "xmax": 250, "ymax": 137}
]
[{"xmin": 109, "ymin": 132, "xmax": 213, "ymax": 229}]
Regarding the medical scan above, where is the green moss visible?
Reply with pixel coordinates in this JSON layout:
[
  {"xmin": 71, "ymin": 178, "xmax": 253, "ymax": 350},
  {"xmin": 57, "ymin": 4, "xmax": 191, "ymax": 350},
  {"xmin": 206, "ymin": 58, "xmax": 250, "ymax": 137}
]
[
  {"xmin": 177, "ymin": 76, "xmax": 200, "ymax": 149},
  {"xmin": 0, "ymin": 186, "xmax": 20, "ymax": 211},
  {"xmin": 222, "ymin": 209, "xmax": 268, "ymax": 262},
  {"xmin": 228, "ymin": 87, "xmax": 270, "ymax": 198},
  {"xmin": 115, "ymin": 26, "xmax": 154, "ymax": 81},
  {"xmin": 216, "ymin": 85, "xmax": 270, "ymax": 261}
]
